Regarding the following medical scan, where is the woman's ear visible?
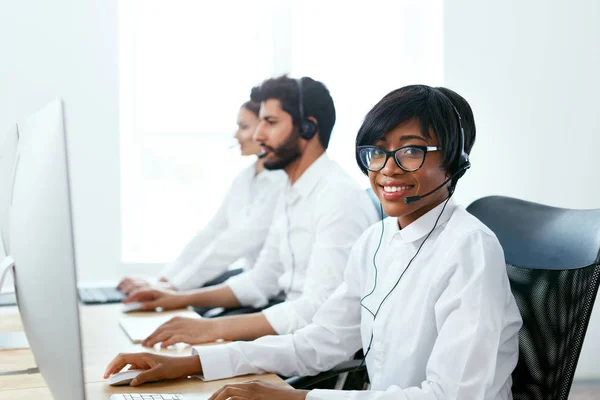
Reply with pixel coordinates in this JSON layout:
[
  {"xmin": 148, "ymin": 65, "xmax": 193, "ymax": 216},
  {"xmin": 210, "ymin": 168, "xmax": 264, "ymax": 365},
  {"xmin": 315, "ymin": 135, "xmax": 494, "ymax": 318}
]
[{"xmin": 441, "ymin": 165, "xmax": 450, "ymax": 177}]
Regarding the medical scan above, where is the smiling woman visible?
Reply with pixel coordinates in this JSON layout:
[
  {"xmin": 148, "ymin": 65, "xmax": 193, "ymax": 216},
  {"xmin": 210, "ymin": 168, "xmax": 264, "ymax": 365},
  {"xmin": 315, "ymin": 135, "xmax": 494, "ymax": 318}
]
[
  {"xmin": 364, "ymin": 122, "xmax": 446, "ymax": 220},
  {"xmin": 356, "ymin": 85, "xmax": 475, "ymax": 226}
]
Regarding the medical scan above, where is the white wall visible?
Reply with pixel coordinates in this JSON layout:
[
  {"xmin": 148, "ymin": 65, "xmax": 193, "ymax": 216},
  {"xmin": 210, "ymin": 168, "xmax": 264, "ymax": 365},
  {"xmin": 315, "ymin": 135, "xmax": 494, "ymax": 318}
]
[
  {"xmin": 445, "ymin": 0, "xmax": 600, "ymax": 379},
  {"xmin": 0, "ymin": 0, "xmax": 122, "ymax": 281}
]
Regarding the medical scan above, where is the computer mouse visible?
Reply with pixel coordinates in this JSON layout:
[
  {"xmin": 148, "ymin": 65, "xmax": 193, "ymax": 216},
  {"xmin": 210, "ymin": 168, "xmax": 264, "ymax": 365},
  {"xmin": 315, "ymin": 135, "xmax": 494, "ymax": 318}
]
[
  {"xmin": 107, "ymin": 369, "xmax": 144, "ymax": 386},
  {"xmin": 121, "ymin": 301, "xmax": 144, "ymax": 313}
]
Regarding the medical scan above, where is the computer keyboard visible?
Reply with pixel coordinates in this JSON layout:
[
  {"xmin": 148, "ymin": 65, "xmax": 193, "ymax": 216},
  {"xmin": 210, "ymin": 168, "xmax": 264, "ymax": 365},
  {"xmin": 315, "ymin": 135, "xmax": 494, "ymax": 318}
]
[
  {"xmin": 78, "ymin": 287, "xmax": 126, "ymax": 304},
  {"xmin": 1, "ymin": 287, "xmax": 127, "ymax": 306},
  {"xmin": 0, "ymin": 292, "xmax": 17, "ymax": 307},
  {"xmin": 109, "ymin": 394, "xmax": 184, "ymax": 400},
  {"xmin": 1, "ymin": 287, "xmax": 126, "ymax": 306}
]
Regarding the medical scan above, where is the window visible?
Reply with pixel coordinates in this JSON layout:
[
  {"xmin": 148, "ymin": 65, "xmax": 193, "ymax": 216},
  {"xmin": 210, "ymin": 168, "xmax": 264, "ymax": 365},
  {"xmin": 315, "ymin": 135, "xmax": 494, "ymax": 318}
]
[
  {"xmin": 120, "ymin": 0, "xmax": 442, "ymax": 263},
  {"xmin": 287, "ymin": 0, "xmax": 444, "ymax": 184}
]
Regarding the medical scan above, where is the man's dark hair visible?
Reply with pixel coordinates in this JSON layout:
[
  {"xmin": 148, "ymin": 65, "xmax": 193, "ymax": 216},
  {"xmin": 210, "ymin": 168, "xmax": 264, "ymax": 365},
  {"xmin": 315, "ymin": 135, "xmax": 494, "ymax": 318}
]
[
  {"xmin": 241, "ymin": 100, "xmax": 260, "ymax": 116},
  {"xmin": 355, "ymin": 84, "xmax": 476, "ymax": 177},
  {"xmin": 250, "ymin": 75, "xmax": 336, "ymax": 149}
]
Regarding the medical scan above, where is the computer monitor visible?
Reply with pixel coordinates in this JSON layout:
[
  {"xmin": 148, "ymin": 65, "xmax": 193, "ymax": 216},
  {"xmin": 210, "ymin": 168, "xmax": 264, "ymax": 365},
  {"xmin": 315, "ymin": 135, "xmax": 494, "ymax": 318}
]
[
  {"xmin": 8, "ymin": 100, "xmax": 86, "ymax": 400},
  {"xmin": 0, "ymin": 115, "xmax": 122, "ymax": 306},
  {"xmin": 0, "ymin": 123, "xmax": 19, "ymax": 258}
]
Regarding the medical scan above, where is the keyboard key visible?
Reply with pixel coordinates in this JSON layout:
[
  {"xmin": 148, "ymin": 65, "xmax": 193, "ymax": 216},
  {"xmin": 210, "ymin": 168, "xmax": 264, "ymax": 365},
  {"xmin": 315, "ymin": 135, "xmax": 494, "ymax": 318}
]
[{"xmin": 109, "ymin": 394, "xmax": 184, "ymax": 400}]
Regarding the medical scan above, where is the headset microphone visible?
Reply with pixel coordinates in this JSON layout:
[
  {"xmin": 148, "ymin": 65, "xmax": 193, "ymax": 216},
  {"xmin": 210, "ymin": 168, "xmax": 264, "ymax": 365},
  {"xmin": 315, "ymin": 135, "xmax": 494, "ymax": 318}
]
[
  {"xmin": 257, "ymin": 150, "xmax": 268, "ymax": 159},
  {"xmin": 257, "ymin": 124, "xmax": 304, "ymax": 161},
  {"xmin": 404, "ymin": 163, "xmax": 470, "ymax": 205}
]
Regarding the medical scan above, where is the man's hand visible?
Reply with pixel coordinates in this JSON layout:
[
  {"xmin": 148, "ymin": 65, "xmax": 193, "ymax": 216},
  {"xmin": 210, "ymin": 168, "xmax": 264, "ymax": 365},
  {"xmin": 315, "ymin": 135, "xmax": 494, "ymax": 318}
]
[
  {"xmin": 104, "ymin": 352, "xmax": 202, "ymax": 386},
  {"xmin": 123, "ymin": 288, "xmax": 189, "ymax": 311},
  {"xmin": 209, "ymin": 380, "xmax": 309, "ymax": 400},
  {"xmin": 142, "ymin": 316, "xmax": 222, "ymax": 348},
  {"xmin": 117, "ymin": 276, "xmax": 152, "ymax": 294}
]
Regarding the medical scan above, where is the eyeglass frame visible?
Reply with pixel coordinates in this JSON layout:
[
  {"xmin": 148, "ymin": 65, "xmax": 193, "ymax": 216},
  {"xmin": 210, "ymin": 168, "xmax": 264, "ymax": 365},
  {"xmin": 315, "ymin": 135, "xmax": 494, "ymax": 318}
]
[{"xmin": 357, "ymin": 145, "xmax": 442, "ymax": 173}]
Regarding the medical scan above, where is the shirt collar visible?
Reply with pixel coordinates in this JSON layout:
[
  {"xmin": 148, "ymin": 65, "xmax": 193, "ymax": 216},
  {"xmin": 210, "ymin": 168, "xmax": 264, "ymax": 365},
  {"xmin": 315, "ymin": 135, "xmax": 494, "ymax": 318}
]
[
  {"xmin": 286, "ymin": 153, "xmax": 331, "ymax": 203},
  {"xmin": 254, "ymin": 164, "xmax": 282, "ymax": 183},
  {"xmin": 388, "ymin": 197, "xmax": 457, "ymax": 244}
]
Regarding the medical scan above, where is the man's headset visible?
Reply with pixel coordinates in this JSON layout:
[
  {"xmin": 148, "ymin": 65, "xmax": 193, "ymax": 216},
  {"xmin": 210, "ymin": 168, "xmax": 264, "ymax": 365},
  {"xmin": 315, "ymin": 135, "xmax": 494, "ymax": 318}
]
[
  {"xmin": 296, "ymin": 78, "xmax": 318, "ymax": 140},
  {"xmin": 257, "ymin": 78, "xmax": 317, "ymax": 160}
]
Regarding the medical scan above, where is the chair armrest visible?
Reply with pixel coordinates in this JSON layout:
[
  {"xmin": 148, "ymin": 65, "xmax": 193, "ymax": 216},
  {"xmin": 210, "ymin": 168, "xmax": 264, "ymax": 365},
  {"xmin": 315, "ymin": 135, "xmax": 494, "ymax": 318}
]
[{"xmin": 285, "ymin": 359, "xmax": 366, "ymax": 389}]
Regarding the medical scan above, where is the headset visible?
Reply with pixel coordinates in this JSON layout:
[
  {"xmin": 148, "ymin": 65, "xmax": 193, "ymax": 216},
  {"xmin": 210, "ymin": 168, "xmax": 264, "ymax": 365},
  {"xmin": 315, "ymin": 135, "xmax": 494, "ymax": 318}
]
[
  {"xmin": 453, "ymin": 107, "xmax": 471, "ymax": 179},
  {"xmin": 403, "ymin": 94, "xmax": 471, "ymax": 204},
  {"xmin": 296, "ymin": 78, "xmax": 318, "ymax": 140},
  {"xmin": 257, "ymin": 78, "xmax": 318, "ymax": 160},
  {"xmin": 357, "ymin": 88, "xmax": 471, "ymax": 368}
]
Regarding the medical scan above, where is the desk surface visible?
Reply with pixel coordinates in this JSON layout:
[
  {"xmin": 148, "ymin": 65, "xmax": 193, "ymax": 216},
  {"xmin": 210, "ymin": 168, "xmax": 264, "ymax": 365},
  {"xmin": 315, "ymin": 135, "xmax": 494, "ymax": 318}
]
[{"xmin": 0, "ymin": 304, "xmax": 287, "ymax": 399}]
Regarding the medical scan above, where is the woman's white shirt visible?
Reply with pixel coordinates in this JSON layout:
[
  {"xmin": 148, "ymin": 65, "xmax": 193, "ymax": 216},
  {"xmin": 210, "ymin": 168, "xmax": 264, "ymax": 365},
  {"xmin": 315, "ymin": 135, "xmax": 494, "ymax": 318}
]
[
  {"xmin": 162, "ymin": 164, "xmax": 287, "ymax": 290},
  {"xmin": 194, "ymin": 198, "xmax": 523, "ymax": 400}
]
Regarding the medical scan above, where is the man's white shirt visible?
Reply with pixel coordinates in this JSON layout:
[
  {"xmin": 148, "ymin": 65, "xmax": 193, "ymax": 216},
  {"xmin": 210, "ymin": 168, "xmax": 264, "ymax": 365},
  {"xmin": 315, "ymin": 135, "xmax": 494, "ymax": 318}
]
[
  {"xmin": 162, "ymin": 163, "xmax": 287, "ymax": 290},
  {"xmin": 194, "ymin": 198, "xmax": 523, "ymax": 399},
  {"xmin": 225, "ymin": 153, "xmax": 380, "ymax": 334}
]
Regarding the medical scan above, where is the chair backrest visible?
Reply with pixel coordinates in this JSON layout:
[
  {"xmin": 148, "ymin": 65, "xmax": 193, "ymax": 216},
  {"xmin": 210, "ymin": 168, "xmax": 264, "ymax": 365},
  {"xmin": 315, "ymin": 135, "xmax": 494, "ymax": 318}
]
[
  {"xmin": 467, "ymin": 196, "xmax": 600, "ymax": 400},
  {"xmin": 366, "ymin": 188, "xmax": 387, "ymax": 220}
]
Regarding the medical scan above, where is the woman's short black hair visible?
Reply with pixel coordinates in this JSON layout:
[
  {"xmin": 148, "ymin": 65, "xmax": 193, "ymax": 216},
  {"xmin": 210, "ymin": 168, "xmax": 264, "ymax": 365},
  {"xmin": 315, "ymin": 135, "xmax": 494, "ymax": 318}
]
[
  {"xmin": 355, "ymin": 85, "xmax": 476, "ymax": 178},
  {"xmin": 250, "ymin": 75, "xmax": 336, "ymax": 149},
  {"xmin": 241, "ymin": 100, "xmax": 260, "ymax": 116}
]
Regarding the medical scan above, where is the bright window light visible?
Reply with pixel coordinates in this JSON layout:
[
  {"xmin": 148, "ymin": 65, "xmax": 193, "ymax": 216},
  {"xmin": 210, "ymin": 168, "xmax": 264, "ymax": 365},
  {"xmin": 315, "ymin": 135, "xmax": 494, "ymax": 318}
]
[{"xmin": 119, "ymin": 0, "xmax": 443, "ymax": 263}]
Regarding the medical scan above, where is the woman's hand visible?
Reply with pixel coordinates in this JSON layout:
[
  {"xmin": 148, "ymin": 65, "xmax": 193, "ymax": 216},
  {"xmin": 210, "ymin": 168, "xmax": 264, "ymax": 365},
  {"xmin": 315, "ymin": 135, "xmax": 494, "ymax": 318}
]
[{"xmin": 209, "ymin": 380, "xmax": 309, "ymax": 400}]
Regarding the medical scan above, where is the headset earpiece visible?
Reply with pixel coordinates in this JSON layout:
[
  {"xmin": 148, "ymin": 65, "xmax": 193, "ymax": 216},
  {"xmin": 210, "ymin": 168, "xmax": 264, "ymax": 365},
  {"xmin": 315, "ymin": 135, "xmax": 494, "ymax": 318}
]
[
  {"xmin": 457, "ymin": 125, "xmax": 470, "ymax": 170},
  {"xmin": 297, "ymin": 78, "xmax": 317, "ymax": 140},
  {"xmin": 455, "ymin": 128, "xmax": 470, "ymax": 180},
  {"xmin": 300, "ymin": 120, "xmax": 317, "ymax": 140},
  {"xmin": 446, "ymin": 95, "xmax": 470, "ymax": 183}
]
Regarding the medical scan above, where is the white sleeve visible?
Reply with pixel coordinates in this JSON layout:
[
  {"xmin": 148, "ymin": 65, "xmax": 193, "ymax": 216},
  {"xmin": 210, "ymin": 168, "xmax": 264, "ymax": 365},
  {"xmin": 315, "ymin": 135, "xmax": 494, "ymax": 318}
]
[
  {"xmin": 193, "ymin": 242, "xmax": 365, "ymax": 381},
  {"xmin": 225, "ymin": 197, "xmax": 286, "ymax": 307},
  {"xmin": 308, "ymin": 231, "xmax": 521, "ymax": 400},
  {"xmin": 262, "ymin": 192, "xmax": 376, "ymax": 334},
  {"xmin": 306, "ymin": 386, "xmax": 418, "ymax": 400},
  {"xmin": 168, "ymin": 181, "xmax": 284, "ymax": 290}
]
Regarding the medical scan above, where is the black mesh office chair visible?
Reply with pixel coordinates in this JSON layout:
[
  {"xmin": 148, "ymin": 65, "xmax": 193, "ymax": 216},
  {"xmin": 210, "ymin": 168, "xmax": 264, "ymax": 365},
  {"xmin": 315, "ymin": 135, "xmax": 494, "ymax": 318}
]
[
  {"xmin": 289, "ymin": 196, "xmax": 600, "ymax": 398},
  {"xmin": 467, "ymin": 195, "xmax": 600, "ymax": 400}
]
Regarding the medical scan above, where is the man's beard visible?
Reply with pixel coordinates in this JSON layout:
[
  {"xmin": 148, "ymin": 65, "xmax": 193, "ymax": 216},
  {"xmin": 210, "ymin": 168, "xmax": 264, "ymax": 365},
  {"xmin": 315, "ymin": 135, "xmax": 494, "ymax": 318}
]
[{"xmin": 263, "ymin": 131, "xmax": 302, "ymax": 170}]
